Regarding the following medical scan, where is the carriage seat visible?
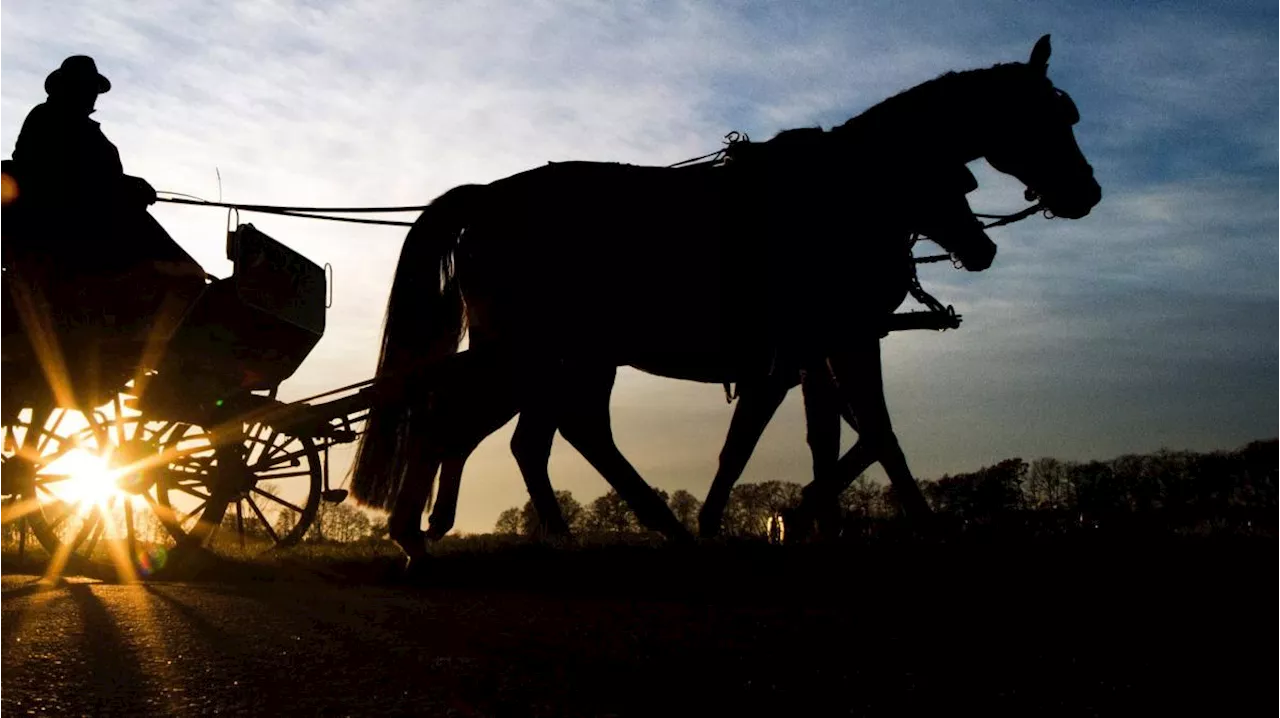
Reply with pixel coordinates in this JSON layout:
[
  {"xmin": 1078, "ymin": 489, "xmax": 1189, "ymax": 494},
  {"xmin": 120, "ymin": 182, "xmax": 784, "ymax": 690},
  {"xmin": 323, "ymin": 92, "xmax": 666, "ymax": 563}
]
[{"xmin": 146, "ymin": 223, "xmax": 327, "ymax": 411}]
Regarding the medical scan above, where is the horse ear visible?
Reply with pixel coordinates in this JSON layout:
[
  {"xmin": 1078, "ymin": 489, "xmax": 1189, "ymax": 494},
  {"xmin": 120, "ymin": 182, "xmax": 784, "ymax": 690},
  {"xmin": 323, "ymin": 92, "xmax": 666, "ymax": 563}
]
[{"xmin": 1029, "ymin": 34, "xmax": 1051, "ymax": 73}]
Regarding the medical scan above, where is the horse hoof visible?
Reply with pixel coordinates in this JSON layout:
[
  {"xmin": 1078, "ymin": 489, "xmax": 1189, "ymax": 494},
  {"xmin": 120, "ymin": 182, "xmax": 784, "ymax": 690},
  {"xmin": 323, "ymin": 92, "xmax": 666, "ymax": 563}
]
[
  {"xmin": 392, "ymin": 529, "xmax": 429, "ymax": 556},
  {"xmin": 399, "ymin": 555, "xmax": 433, "ymax": 583}
]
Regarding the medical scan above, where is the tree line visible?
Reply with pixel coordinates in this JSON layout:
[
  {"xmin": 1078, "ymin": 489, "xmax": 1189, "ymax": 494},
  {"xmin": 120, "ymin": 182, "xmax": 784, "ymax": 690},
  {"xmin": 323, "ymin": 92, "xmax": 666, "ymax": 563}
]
[
  {"xmin": 493, "ymin": 439, "xmax": 1277, "ymax": 539},
  {"xmin": 5, "ymin": 440, "xmax": 1270, "ymax": 550},
  {"xmin": 0, "ymin": 492, "xmax": 388, "ymax": 551}
]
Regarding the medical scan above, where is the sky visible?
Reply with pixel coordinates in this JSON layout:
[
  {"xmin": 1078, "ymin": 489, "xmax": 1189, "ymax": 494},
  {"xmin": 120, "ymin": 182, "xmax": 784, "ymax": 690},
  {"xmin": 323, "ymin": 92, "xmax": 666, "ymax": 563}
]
[{"xmin": 2, "ymin": 0, "xmax": 1276, "ymax": 534}]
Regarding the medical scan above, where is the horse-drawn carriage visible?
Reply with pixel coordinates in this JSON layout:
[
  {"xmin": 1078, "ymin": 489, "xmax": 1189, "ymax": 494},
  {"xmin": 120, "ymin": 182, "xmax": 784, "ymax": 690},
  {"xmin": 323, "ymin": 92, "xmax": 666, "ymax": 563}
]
[
  {"xmin": 1, "ymin": 35, "xmax": 1101, "ymax": 578},
  {"xmin": 1, "ymin": 165, "xmax": 375, "ymax": 577}
]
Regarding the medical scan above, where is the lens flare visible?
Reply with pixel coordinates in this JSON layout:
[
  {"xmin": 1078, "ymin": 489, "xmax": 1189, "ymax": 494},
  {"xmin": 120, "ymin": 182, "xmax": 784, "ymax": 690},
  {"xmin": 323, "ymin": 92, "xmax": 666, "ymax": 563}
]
[{"xmin": 44, "ymin": 449, "xmax": 120, "ymax": 512}]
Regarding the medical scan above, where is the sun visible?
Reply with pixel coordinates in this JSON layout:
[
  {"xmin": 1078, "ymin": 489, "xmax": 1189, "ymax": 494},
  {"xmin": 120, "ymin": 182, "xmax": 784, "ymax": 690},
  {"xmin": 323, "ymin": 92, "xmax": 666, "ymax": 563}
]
[{"xmin": 44, "ymin": 449, "xmax": 121, "ymax": 511}]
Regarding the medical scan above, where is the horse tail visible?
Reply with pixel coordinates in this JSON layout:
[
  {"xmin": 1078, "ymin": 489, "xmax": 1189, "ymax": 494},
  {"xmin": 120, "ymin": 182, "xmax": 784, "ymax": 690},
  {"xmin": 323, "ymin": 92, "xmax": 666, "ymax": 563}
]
[{"xmin": 350, "ymin": 184, "xmax": 481, "ymax": 511}]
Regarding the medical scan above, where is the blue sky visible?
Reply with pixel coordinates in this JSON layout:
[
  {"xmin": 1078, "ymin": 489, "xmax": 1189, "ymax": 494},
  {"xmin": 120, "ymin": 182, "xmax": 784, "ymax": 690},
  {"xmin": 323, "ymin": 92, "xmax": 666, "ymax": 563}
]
[{"xmin": 2, "ymin": 0, "xmax": 1275, "ymax": 533}]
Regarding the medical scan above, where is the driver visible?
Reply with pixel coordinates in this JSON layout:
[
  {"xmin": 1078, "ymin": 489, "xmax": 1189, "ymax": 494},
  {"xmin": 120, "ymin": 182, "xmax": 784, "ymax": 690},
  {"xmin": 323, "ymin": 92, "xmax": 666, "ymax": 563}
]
[
  {"xmin": 5, "ymin": 55, "xmax": 206, "ymax": 332},
  {"xmin": 9, "ymin": 56, "xmax": 204, "ymax": 313}
]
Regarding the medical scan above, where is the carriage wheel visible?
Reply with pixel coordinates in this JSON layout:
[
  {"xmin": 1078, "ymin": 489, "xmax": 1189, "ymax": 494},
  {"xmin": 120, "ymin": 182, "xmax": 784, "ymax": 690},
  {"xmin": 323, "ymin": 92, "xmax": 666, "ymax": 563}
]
[
  {"xmin": 1, "ymin": 395, "xmax": 323, "ymax": 580},
  {"xmin": 156, "ymin": 417, "xmax": 323, "ymax": 556},
  {"xmin": 0, "ymin": 401, "xmax": 190, "ymax": 580}
]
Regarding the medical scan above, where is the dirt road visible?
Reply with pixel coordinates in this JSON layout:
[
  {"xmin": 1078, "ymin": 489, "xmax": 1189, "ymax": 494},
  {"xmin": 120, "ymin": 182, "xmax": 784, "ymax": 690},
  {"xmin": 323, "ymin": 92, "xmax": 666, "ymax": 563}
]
[{"xmin": 2, "ymin": 538, "xmax": 1271, "ymax": 716}]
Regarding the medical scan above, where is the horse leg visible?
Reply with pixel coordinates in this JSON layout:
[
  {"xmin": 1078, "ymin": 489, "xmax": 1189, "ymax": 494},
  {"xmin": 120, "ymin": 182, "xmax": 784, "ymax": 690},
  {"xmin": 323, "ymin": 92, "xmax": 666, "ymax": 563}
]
[
  {"xmin": 388, "ymin": 444, "xmax": 438, "ymax": 568},
  {"xmin": 821, "ymin": 339, "xmax": 932, "ymax": 520},
  {"xmin": 698, "ymin": 375, "xmax": 793, "ymax": 538},
  {"xmin": 425, "ymin": 457, "xmax": 465, "ymax": 541},
  {"xmin": 399, "ymin": 348, "xmax": 520, "ymax": 555},
  {"xmin": 510, "ymin": 408, "xmax": 572, "ymax": 539},
  {"xmin": 555, "ymin": 366, "xmax": 693, "ymax": 542},
  {"xmin": 423, "ymin": 395, "xmax": 521, "ymax": 540},
  {"xmin": 799, "ymin": 364, "xmax": 846, "ymax": 535}
]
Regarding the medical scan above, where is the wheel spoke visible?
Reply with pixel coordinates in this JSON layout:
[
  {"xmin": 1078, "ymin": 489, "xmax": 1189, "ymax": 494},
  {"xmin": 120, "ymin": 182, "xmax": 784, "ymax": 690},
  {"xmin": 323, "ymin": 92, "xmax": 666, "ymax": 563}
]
[
  {"xmin": 259, "ymin": 432, "xmax": 292, "ymax": 463},
  {"xmin": 172, "ymin": 484, "xmax": 212, "ymax": 501},
  {"xmin": 206, "ymin": 515, "xmax": 223, "ymax": 547},
  {"xmin": 250, "ymin": 445, "xmax": 309, "ymax": 471},
  {"xmin": 246, "ymin": 496, "xmax": 280, "ymax": 544},
  {"xmin": 252, "ymin": 487, "xmax": 305, "ymax": 514},
  {"xmin": 125, "ymin": 499, "xmax": 137, "ymax": 559},
  {"xmin": 35, "ymin": 410, "xmax": 66, "ymax": 453},
  {"xmin": 144, "ymin": 421, "xmax": 177, "ymax": 445},
  {"xmin": 251, "ymin": 469, "xmax": 313, "ymax": 480},
  {"xmin": 140, "ymin": 489, "xmax": 180, "ymax": 531},
  {"xmin": 48, "ymin": 500, "xmax": 84, "ymax": 531},
  {"xmin": 83, "ymin": 515, "xmax": 106, "ymax": 560},
  {"xmin": 178, "ymin": 499, "xmax": 208, "ymax": 525},
  {"xmin": 70, "ymin": 509, "xmax": 103, "ymax": 554}
]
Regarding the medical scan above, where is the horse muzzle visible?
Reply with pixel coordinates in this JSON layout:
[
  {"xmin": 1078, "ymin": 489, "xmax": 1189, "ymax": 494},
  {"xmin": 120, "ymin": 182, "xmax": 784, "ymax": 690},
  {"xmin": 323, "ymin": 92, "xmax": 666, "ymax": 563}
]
[
  {"xmin": 956, "ymin": 241, "xmax": 996, "ymax": 272},
  {"xmin": 1037, "ymin": 173, "xmax": 1102, "ymax": 220}
]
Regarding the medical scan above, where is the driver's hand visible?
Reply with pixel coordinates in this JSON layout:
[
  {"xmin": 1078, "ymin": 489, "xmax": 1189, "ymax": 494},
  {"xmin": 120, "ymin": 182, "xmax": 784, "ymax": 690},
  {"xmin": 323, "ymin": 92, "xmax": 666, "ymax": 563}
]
[{"xmin": 130, "ymin": 176, "xmax": 157, "ymax": 205}]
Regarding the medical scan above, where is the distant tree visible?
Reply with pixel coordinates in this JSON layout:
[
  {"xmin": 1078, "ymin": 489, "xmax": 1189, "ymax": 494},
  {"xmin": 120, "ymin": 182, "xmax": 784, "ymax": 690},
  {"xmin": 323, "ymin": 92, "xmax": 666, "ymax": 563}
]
[
  {"xmin": 1025, "ymin": 457, "xmax": 1072, "ymax": 510},
  {"xmin": 274, "ymin": 508, "xmax": 297, "ymax": 540},
  {"xmin": 338, "ymin": 441, "xmax": 1280, "ymax": 540},
  {"xmin": 494, "ymin": 507, "xmax": 521, "ymax": 535},
  {"xmin": 306, "ymin": 502, "xmax": 374, "ymax": 543},
  {"xmin": 841, "ymin": 474, "xmax": 889, "ymax": 518},
  {"xmin": 217, "ymin": 504, "xmax": 275, "ymax": 544},
  {"xmin": 0, "ymin": 499, "xmax": 17, "ymax": 542},
  {"xmin": 723, "ymin": 481, "xmax": 804, "ymax": 538},
  {"xmin": 667, "ymin": 489, "xmax": 702, "ymax": 533},
  {"xmin": 927, "ymin": 458, "xmax": 1026, "ymax": 520},
  {"xmin": 520, "ymin": 490, "xmax": 586, "ymax": 536},
  {"xmin": 126, "ymin": 506, "xmax": 168, "ymax": 546},
  {"xmin": 978, "ymin": 458, "xmax": 1027, "ymax": 514},
  {"xmin": 584, "ymin": 490, "xmax": 637, "ymax": 533},
  {"xmin": 1237, "ymin": 439, "xmax": 1278, "ymax": 512},
  {"xmin": 1068, "ymin": 460, "xmax": 1121, "ymax": 520}
]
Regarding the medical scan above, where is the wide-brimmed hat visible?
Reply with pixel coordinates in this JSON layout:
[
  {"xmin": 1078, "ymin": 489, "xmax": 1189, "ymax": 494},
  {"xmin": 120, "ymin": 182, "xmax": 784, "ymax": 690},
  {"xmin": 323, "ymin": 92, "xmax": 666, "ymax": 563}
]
[{"xmin": 45, "ymin": 55, "xmax": 111, "ymax": 95}]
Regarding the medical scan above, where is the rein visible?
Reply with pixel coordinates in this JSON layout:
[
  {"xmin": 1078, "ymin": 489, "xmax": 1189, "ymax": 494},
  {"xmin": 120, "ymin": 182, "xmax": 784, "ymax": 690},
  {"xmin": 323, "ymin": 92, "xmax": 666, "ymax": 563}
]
[
  {"xmin": 913, "ymin": 202, "xmax": 1045, "ymax": 265},
  {"xmin": 897, "ymin": 202, "xmax": 1043, "ymax": 328},
  {"xmin": 717, "ymin": 204, "xmax": 1045, "ymax": 404},
  {"xmin": 155, "ymin": 194, "xmax": 425, "ymax": 227}
]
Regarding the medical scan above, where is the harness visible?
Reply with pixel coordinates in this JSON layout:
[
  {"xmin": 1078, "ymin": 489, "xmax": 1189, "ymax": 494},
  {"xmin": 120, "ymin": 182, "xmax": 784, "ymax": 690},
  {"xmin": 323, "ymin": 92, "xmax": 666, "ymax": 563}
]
[{"xmin": 676, "ymin": 133, "xmax": 1048, "ymax": 404}]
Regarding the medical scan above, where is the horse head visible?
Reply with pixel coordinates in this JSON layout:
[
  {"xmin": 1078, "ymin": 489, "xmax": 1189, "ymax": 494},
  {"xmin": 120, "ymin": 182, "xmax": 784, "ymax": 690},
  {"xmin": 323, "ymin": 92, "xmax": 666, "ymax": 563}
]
[
  {"xmin": 980, "ymin": 35, "xmax": 1102, "ymax": 219},
  {"xmin": 909, "ymin": 163, "xmax": 996, "ymax": 271}
]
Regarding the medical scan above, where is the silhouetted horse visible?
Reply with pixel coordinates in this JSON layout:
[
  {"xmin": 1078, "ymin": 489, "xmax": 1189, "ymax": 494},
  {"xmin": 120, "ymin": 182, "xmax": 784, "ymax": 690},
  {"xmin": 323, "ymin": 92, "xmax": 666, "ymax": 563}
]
[
  {"xmin": 397, "ymin": 163, "xmax": 991, "ymax": 553},
  {"xmin": 352, "ymin": 36, "xmax": 1101, "ymax": 564}
]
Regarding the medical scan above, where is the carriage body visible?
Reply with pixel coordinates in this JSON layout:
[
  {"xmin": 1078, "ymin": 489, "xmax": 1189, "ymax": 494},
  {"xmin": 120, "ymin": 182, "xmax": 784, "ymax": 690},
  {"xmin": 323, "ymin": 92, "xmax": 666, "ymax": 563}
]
[
  {"xmin": 2, "ymin": 182, "xmax": 343, "ymax": 573},
  {"xmin": 137, "ymin": 223, "xmax": 327, "ymax": 422},
  {"xmin": 3, "ymin": 220, "xmax": 326, "ymax": 418}
]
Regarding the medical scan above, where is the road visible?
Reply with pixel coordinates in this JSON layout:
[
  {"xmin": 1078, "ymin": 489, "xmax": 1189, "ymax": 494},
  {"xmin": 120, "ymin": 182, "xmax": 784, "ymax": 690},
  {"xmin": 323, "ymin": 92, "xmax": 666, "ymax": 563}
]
[{"xmin": 2, "ymin": 539, "xmax": 1272, "ymax": 716}]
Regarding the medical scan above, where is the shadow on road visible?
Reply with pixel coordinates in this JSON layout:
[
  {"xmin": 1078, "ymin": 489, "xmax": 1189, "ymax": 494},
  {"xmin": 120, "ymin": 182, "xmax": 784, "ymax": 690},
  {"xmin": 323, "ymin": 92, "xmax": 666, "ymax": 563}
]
[{"xmin": 63, "ymin": 582, "xmax": 154, "ymax": 715}]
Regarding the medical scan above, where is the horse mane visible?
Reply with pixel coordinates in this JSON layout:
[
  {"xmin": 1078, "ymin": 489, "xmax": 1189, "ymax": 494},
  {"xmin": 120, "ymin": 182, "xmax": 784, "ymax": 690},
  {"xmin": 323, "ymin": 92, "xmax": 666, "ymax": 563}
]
[
  {"xmin": 831, "ymin": 61, "xmax": 1035, "ymax": 140},
  {"xmin": 725, "ymin": 61, "xmax": 1037, "ymax": 165},
  {"xmin": 720, "ymin": 60, "xmax": 1044, "ymax": 183}
]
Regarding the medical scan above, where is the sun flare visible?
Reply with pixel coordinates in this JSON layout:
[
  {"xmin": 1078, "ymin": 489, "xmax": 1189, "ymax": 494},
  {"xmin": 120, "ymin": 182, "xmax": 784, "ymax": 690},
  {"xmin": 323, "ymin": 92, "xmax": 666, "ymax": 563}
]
[{"xmin": 44, "ymin": 449, "xmax": 121, "ymax": 511}]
